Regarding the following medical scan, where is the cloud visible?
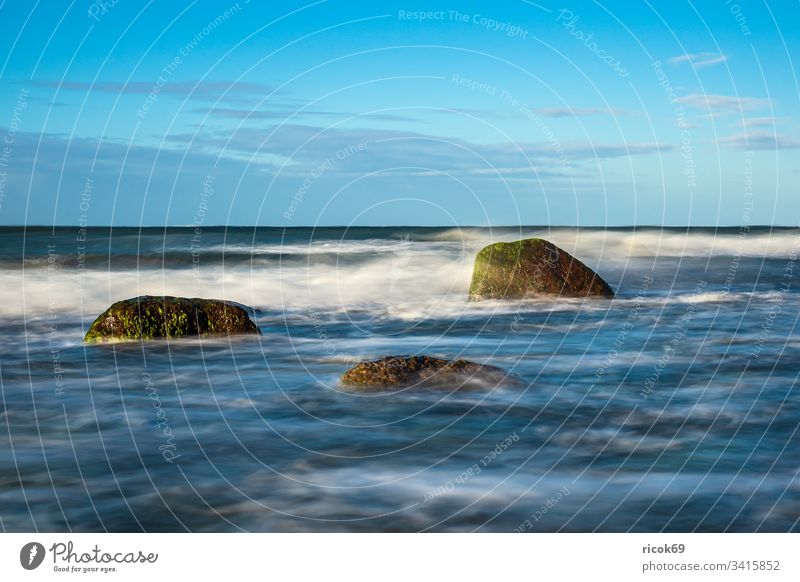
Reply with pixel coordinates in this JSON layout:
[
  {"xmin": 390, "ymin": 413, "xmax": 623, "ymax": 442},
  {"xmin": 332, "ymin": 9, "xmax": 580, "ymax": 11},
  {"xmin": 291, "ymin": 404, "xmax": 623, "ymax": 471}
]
[
  {"xmin": 558, "ymin": 141, "xmax": 672, "ymax": 158},
  {"xmin": 432, "ymin": 107, "xmax": 502, "ymax": 117},
  {"xmin": 164, "ymin": 123, "xmax": 673, "ymax": 178},
  {"xmin": 194, "ymin": 106, "xmax": 414, "ymax": 123},
  {"xmin": 29, "ymin": 79, "xmax": 277, "ymax": 103},
  {"xmin": 674, "ymin": 93, "xmax": 769, "ymax": 113},
  {"xmin": 668, "ymin": 52, "xmax": 728, "ymax": 68},
  {"xmin": 432, "ymin": 106, "xmax": 639, "ymax": 120},
  {"xmin": 718, "ymin": 131, "xmax": 800, "ymax": 150},
  {"xmin": 533, "ymin": 107, "xmax": 638, "ymax": 118},
  {"xmin": 0, "ymin": 125, "xmax": 676, "ymax": 225},
  {"xmin": 738, "ymin": 117, "xmax": 780, "ymax": 128},
  {"xmin": 0, "ymin": 127, "xmax": 279, "ymax": 225}
]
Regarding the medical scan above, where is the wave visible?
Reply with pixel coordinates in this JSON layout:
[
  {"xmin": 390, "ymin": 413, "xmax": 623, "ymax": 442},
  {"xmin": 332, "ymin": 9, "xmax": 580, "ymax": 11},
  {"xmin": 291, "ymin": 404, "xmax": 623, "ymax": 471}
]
[
  {"xmin": 1, "ymin": 270, "xmax": 789, "ymax": 323},
  {"xmin": 1, "ymin": 227, "xmax": 797, "ymax": 319},
  {"xmin": 467, "ymin": 227, "xmax": 800, "ymax": 261},
  {"xmin": 0, "ymin": 250, "xmax": 474, "ymax": 318},
  {"xmin": 11, "ymin": 227, "xmax": 800, "ymax": 267}
]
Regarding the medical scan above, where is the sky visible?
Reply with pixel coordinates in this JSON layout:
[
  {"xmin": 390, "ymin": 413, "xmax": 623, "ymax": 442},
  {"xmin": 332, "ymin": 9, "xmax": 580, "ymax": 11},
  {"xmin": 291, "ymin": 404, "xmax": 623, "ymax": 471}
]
[{"xmin": 0, "ymin": 0, "xmax": 798, "ymax": 227}]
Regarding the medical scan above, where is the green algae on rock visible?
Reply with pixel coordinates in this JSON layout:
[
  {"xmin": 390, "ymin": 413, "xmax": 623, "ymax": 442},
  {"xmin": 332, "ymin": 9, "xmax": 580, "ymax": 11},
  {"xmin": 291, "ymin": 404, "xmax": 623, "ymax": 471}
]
[
  {"xmin": 340, "ymin": 355, "xmax": 512, "ymax": 390},
  {"xmin": 84, "ymin": 296, "xmax": 260, "ymax": 342},
  {"xmin": 468, "ymin": 238, "xmax": 614, "ymax": 300}
]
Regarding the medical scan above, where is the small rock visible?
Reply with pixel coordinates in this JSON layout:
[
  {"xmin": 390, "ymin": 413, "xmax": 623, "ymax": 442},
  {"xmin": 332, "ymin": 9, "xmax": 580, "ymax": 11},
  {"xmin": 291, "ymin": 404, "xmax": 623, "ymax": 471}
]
[
  {"xmin": 84, "ymin": 296, "xmax": 260, "ymax": 342},
  {"xmin": 469, "ymin": 238, "xmax": 614, "ymax": 300},
  {"xmin": 341, "ymin": 355, "xmax": 512, "ymax": 390}
]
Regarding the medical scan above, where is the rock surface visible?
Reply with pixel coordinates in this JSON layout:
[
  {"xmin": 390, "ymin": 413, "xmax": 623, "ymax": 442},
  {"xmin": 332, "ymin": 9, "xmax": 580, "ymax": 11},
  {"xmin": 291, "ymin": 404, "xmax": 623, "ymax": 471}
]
[
  {"xmin": 340, "ymin": 355, "xmax": 511, "ymax": 390},
  {"xmin": 468, "ymin": 238, "xmax": 614, "ymax": 300},
  {"xmin": 84, "ymin": 296, "xmax": 260, "ymax": 342}
]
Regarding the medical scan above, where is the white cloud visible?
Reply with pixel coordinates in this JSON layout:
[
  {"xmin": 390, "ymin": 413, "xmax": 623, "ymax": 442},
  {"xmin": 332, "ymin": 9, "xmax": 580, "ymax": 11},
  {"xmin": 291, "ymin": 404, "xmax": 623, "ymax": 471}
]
[
  {"xmin": 161, "ymin": 124, "xmax": 674, "ymax": 179},
  {"xmin": 31, "ymin": 79, "xmax": 278, "ymax": 105},
  {"xmin": 718, "ymin": 131, "xmax": 800, "ymax": 150},
  {"xmin": 738, "ymin": 117, "xmax": 780, "ymax": 128},
  {"xmin": 432, "ymin": 106, "xmax": 639, "ymax": 120},
  {"xmin": 533, "ymin": 107, "xmax": 638, "ymax": 118},
  {"xmin": 668, "ymin": 52, "xmax": 728, "ymax": 68},
  {"xmin": 675, "ymin": 93, "xmax": 769, "ymax": 113}
]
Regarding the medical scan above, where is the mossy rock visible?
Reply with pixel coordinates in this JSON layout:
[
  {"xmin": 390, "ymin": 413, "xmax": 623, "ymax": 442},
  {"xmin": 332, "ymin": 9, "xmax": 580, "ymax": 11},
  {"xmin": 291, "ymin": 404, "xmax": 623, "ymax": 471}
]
[
  {"xmin": 468, "ymin": 238, "xmax": 614, "ymax": 300},
  {"xmin": 340, "ymin": 355, "xmax": 512, "ymax": 391},
  {"xmin": 84, "ymin": 296, "xmax": 260, "ymax": 343}
]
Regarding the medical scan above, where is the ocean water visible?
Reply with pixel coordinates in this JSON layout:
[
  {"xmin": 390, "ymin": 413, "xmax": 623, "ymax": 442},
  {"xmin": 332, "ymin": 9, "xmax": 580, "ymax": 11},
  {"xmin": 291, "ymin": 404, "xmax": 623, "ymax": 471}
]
[{"xmin": 0, "ymin": 225, "xmax": 798, "ymax": 532}]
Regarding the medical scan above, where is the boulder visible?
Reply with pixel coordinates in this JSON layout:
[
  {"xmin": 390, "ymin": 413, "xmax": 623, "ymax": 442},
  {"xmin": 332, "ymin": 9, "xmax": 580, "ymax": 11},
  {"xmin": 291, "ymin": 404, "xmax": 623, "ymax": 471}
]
[
  {"xmin": 84, "ymin": 296, "xmax": 260, "ymax": 342},
  {"xmin": 468, "ymin": 238, "xmax": 614, "ymax": 300},
  {"xmin": 340, "ymin": 355, "xmax": 511, "ymax": 390}
]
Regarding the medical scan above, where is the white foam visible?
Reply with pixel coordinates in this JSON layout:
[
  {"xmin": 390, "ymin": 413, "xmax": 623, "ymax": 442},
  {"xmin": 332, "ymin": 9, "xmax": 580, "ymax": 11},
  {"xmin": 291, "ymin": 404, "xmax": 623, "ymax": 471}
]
[{"xmin": 3, "ymin": 229, "xmax": 797, "ymax": 320}]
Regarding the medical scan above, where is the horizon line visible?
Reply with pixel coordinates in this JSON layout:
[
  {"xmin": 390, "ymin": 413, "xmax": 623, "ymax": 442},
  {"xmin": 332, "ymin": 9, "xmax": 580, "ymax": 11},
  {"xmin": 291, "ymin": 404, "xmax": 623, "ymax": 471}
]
[{"xmin": 0, "ymin": 224, "xmax": 797, "ymax": 229}]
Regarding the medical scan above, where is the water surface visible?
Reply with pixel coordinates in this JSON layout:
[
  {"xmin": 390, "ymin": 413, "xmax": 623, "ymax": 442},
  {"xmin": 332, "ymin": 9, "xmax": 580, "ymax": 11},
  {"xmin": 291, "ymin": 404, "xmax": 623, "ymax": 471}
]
[{"xmin": 1, "ymin": 226, "xmax": 798, "ymax": 531}]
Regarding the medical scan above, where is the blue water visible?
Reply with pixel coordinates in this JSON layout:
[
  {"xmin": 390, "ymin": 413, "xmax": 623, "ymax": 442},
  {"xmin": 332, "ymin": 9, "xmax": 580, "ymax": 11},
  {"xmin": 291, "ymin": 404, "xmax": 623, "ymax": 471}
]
[{"xmin": 0, "ymin": 226, "xmax": 798, "ymax": 531}]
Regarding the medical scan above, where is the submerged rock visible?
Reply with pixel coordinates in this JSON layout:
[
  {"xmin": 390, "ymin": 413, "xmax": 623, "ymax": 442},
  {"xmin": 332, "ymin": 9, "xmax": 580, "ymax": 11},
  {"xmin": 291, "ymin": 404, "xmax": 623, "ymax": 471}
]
[
  {"xmin": 84, "ymin": 296, "xmax": 260, "ymax": 342},
  {"xmin": 468, "ymin": 238, "xmax": 614, "ymax": 300},
  {"xmin": 340, "ymin": 355, "xmax": 512, "ymax": 390}
]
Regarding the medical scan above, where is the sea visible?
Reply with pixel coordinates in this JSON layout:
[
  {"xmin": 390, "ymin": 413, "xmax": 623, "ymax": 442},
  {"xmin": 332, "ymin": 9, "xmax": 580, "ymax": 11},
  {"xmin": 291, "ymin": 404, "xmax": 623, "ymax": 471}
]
[{"xmin": 0, "ymin": 225, "xmax": 798, "ymax": 532}]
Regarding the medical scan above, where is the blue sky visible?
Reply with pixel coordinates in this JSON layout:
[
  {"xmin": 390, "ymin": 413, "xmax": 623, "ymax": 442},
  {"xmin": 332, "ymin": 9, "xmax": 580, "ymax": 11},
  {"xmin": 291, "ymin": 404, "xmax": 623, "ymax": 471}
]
[{"xmin": 0, "ymin": 0, "xmax": 798, "ymax": 226}]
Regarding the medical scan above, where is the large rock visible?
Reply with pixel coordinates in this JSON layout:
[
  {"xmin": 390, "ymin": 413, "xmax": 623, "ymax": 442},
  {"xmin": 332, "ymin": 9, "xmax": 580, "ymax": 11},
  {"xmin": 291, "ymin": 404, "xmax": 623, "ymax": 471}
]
[
  {"xmin": 469, "ymin": 238, "xmax": 614, "ymax": 300},
  {"xmin": 84, "ymin": 296, "xmax": 260, "ymax": 342},
  {"xmin": 340, "ymin": 355, "xmax": 512, "ymax": 390}
]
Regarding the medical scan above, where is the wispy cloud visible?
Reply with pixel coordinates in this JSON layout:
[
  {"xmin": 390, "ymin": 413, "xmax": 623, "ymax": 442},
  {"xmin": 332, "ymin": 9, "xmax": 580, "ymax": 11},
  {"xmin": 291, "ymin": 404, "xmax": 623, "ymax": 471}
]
[
  {"xmin": 164, "ymin": 123, "xmax": 673, "ymax": 175},
  {"xmin": 718, "ymin": 131, "xmax": 800, "ymax": 150},
  {"xmin": 432, "ymin": 107, "xmax": 501, "ymax": 117},
  {"xmin": 533, "ymin": 107, "xmax": 638, "ymax": 118},
  {"xmin": 561, "ymin": 141, "xmax": 672, "ymax": 158},
  {"xmin": 30, "ymin": 79, "xmax": 277, "ymax": 103},
  {"xmin": 431, "ymin": 106, "xmax": 639, "ymax": 120},
  {"xmin": 0, "ymin": 125, "xmax": 676, "ymax": 224},
  {"xmin": 738, "ymin": 116, "xmax": 780, "ymax": 128},
  {"xmin": 674, "ymin": 93, "xmax": 769, "ymax": 113},
  {"xmin": 195, "ymin": 106, "xmax": 413, "ymax": 123},
  {"xmin": 0, "ymin": 127, "xmax": 280, "ymax": 225},
  {"xmin": 668, "ymin": 52, "xmax": 728, "ymax": 69}
]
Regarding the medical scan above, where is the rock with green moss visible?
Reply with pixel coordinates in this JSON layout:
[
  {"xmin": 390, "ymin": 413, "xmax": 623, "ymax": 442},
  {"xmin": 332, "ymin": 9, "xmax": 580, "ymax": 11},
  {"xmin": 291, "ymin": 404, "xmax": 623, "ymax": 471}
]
[
  {"xmin": 468, "ymin": 238, "xmax": 614, "ymax": 300},
  {"xmin": 340, "ymin": 355, "xmax": 512, "ymax": 390},
  {"xmin": 84, "ymin": 296, "xmax": 260, "ymax": 342}
]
